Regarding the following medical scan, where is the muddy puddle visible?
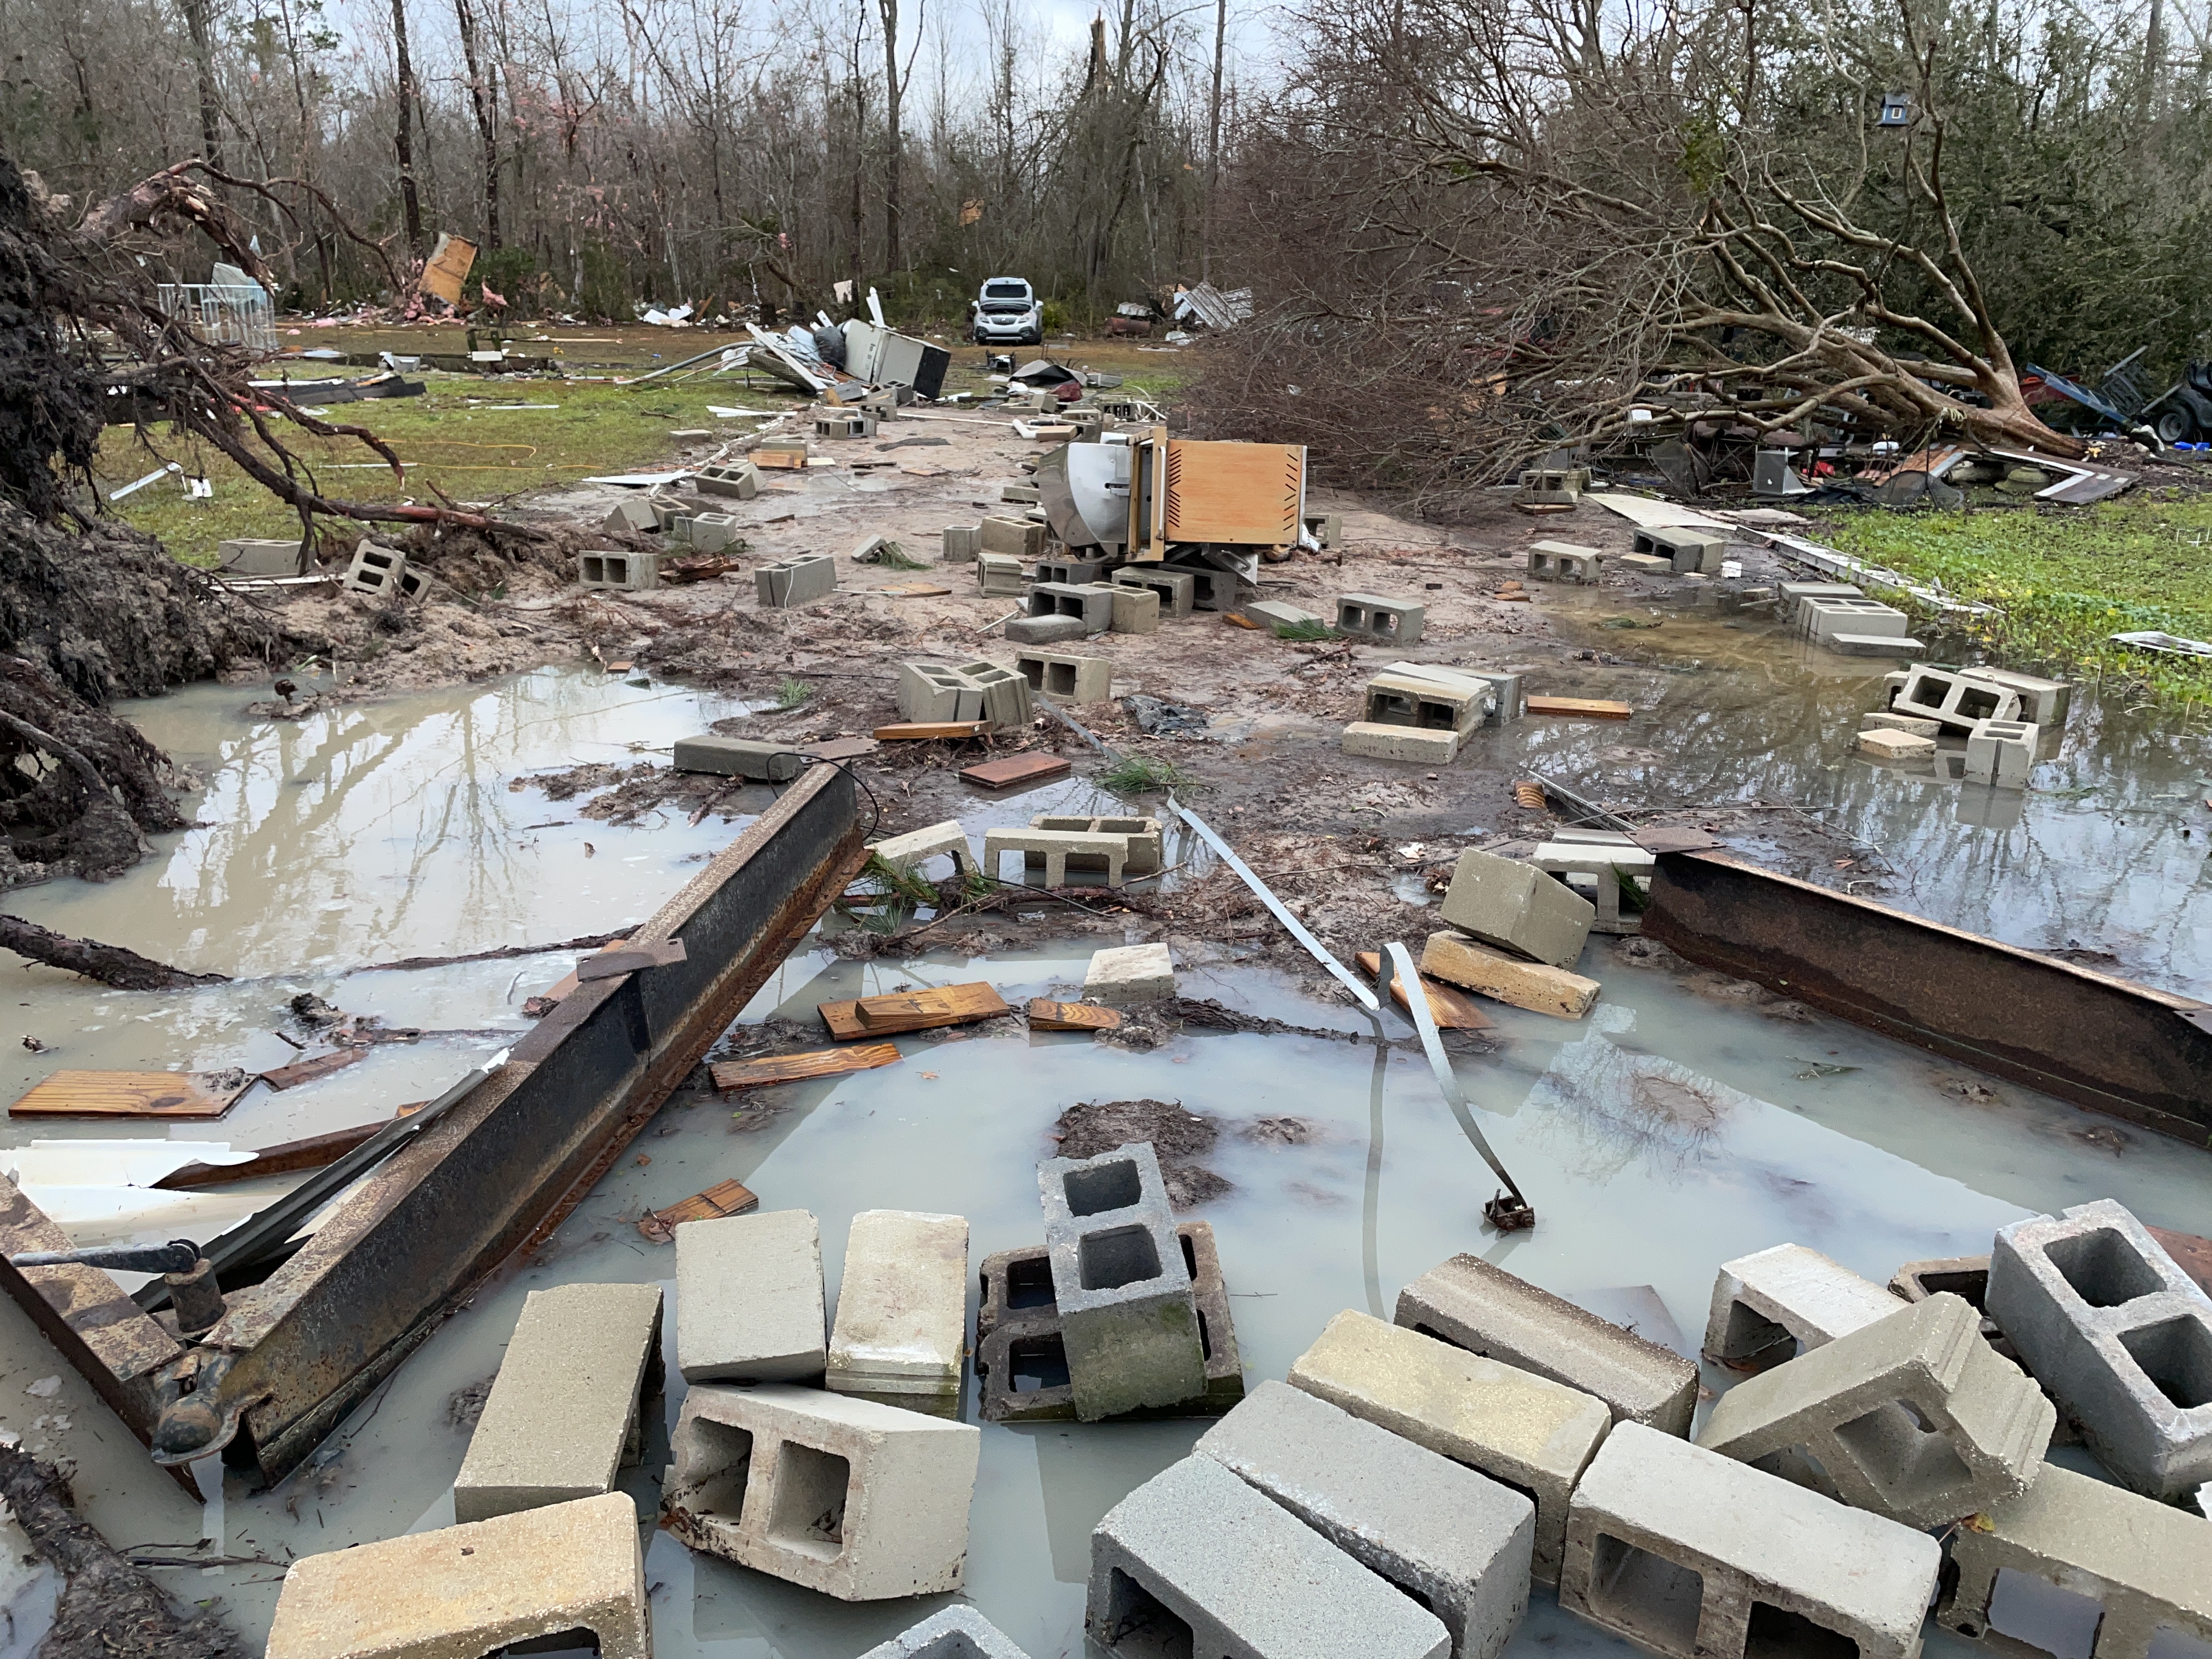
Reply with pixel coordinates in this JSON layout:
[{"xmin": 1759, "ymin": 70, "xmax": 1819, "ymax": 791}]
[{"xmin": 0, "ymin": 662, "xmax": 2201, "ymax": 1658}]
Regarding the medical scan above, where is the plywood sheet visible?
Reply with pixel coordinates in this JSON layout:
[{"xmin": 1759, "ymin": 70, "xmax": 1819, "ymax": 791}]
[
  {"xmin": 961, "ymin": 754, "xmax": 1072, "ymax": 789},
  {"xmin": 710, "ymin": 1043, "xmax": 901, "ymax": 1091},
  {"xmin": 10, "ymin": 1069, "xmax": 252, "ymax": 1120},
  {"xmin": 1163, "ymin": 441, "xmax": 1304, "ymax": 545},
  {"xmin": 638, "ymin": 1178, "xmax": 759, "ymax": 1243},
  {"xmin": 818, "ymin": 981, "xmax": 1010, "ymax": 1040}
]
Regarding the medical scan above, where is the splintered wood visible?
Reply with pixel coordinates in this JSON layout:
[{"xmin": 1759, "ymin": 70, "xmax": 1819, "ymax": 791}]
[
  {"xmin": 1026, "ymin": 998, "xmax": 1124, "ymax": 1032},
  {"xmin": 710, "ymin": 1043, "xmax": 901, "ymax": 1091},
  {"xmin": 817, "ymin": 981, "xmax": 1010, "ymax": 1040},
  {"xmin": 1353, "ymin": 952, "xmax": 1496, "ymax": 1031},
  {"xmin": 638, "ymin": 1178, "xmax": 759, "ymax": 1243},
  {"xmin": 9, "ymin": 1069, "xmax": 254, "ymax": 1120},
  {"xmin": 258, "ymin": 1048, "xmax": 367, "ymax": 1089}
]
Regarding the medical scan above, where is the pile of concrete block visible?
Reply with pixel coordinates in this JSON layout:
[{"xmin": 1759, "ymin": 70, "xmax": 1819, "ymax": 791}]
[
  {"xmin": 894, "ymin": 657, "xmax": 1032, "ymax": 728},
  {"xmin": 1435, "ymin": 845, "xmax": 1596, "ymax": 970},
  {"xmin": 1528, "ymin": 830, "xmax": 1651, "ymax": 935},
  {"xmin": 1799, "ymin": 594, "xmax": 1922, "ymax": 656},
  {"xmin": 1344, "ymin": 665, "xmax": 1497, "ymax": 764}
]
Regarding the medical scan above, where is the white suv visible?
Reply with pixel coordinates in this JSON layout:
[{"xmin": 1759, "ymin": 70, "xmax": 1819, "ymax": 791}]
[{"xmin": 971, "ymin": 278, "xmax": 1043, "ymax": 346}]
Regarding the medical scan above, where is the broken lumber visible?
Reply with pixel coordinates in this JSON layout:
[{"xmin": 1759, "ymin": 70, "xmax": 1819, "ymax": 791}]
[
  {"xmin": 153, "ymin": 1121, "xmax": 383, "ymax": 1189},
  {"xmin": 1026, "ymin": 997, "xmax": 1124, "ymax": 1032},
  {"xmin": 9, "ymin": 1069, "xmax": 252, "ymax": 1120},
  {"xmin": 1419, "ymin": 932, "xmax": 1600, "ymax": 1019},
  {"xmin": 0, "ymin": 915, "xmax": 228, "ymax": 990},
  {"xmin": 817, "ymin": 981, "xmax": 1010, "ymax": 1039},
  {"xmin": 257, "ymin": 1048, "xmax": 365, "ymax": 1090},
  {"xmin": 873, "ymin": 720, "xmax": 989, "ymax": 741},
  {"xmin": 1525, "ymin": 696, "xmax": 1634, "ymax": 719},
  {"xmin": 638, "ymin": 1178, "xmax": 759, "ymax": 1243},
  {"xmin": 710, "ymin": 1043, "xmax": 901, "ymax": 1091},
  {"xmin": 1354, "ymin": 951, "xmax": 1496, "ymax": 1030}
]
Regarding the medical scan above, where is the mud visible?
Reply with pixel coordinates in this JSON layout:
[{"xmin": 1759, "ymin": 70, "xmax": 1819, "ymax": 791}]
[{"xmin": 1051, "ymin": 1096, "xmax": 1228, "ymax": 1208}]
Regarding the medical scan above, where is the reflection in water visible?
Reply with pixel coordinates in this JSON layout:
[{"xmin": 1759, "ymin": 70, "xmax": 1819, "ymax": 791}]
[{"xmin": 1525, "ymin": 1007, "xmax": 1736, "ymax": 1181}]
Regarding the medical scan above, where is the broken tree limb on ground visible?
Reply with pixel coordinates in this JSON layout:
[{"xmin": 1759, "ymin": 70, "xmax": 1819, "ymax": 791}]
[
  {"xmin": 0, "ymin": 916, "xmax": 228, "ymax": 989},
  {"xmin": 0, "ymin": 1443, "xmax": 246, "ymax": 1659},
  {"xmin": 347, "ymin": 929, "xmax": 629, "ymax": 973}
]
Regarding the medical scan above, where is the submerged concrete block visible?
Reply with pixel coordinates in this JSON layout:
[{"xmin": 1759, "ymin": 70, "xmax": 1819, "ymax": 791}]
[
  {"xmin": 1858, "ymin": 727, "xmax": 1936, "ymax": 761},
  {"xmin": 662, "ymin": 1382, "xmax": 981, "ymax": 1600},
  {"xmin": 675, "ymin": 1209, "xmax": 825, "ymax": 1384},
  {"xmin": 827, "ymin": 1209, "xmax": 968, "ymax": 1417},
  {"xmin": 1395, "ymin": 1254, "xmax": 1696, "ymax": 1435},
  {"xmin": 266, "ymin": 1493, "xmax": 648, "ymax": 1659},
  {"xmin": 1419, "ymin": 932, "xmax": 1599, "ymax": 1020},
  {"xmin": 1893, "ymin": 664, "xmax": 2024, "ymax": 733},
  {"xmin": 1197, "ymin": 1380, "xmax": 1534, "ymax": 1659},
  {"xmin": 454, "ymin": 1283, "xmax": 663, "ymax": 1523},
  {"xmin": 1696, "ymin": 1293, "xmax": 2053, "ymax": 1526},
  {"xmin": 1703, "ymin": 1242, "xmax": 1904, "ymax": 1364},
  {"xmin": 1288, "ymin": 1308, "xmax": 1609, "ymax": 1585},
  {"xmin": 1084, "ymin": 942, "xmax": 1174, "ymax": 1003},
  {"xmin": 1560, "ymin": 1423, "xmax": 1941, "ymax": 1659},
  {"xmin": 859, "ymin": 1606, "xmax": 1033, "ymax": 1658},
  {"xmin": 1987, "ymin": 1199, "xmax": 2212, "ymax": 1499},
  {"xmin": 1040, "ymin": 1141, "xmax": 1205, "ymax": 1420},
  {"xmin": 1933, "ymin": 1462, "xmax": 2212, "ymax": 1658},
  {"xmin": 1966, "ymin": 717, "xmax": 2037, "ymax": 787},
  {"xmin": 1864, "ymin": 709, "xmax": 1940, "ymax": 737},
  {"xmin": 1088, "ymin": 1453, "xmax": 1451, "ymax": 1659},
  {"xmin": 755, "ymin": 552, "xmax": 838, "ymax": 607},
  {"xmin": 671, "ymin": 734, "xmax": 803, "ymax": 782},
  {"xmin": 1438, "ymin": 847, "xmax": 1595, "ymax": 968}
]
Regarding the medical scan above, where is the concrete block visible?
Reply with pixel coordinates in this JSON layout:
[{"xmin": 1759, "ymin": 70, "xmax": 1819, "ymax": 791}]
[
  {"xmin": 1802, "ymin": 597, "xmax": 1909, "ymax": 642},
  {"xmin": 1631, "ymin": 526, "xmax": 1729, "ymax": 573},
  {"xmin": 1960, "ymin": 665, "xmax": 2072, "ymax": 729},
  {"xmin": 1987, "ymin": 1199, "xmax": 2212, "ymax": 1499},
  {"xmin": 985, "ymin": 826, "xmax": 1130, "ymax": 885},
  {"xmin": 755, "ymin": 552, "xmax": 838, "ymax": 607},
  {"xmin": 1778, "ymin": 580, "xmax": 1863, "ymax": 607},
  {"xmin": 1083, "ymin": 941, "xmax": 1173, "ymax": 1002},
  {"xmin": 1288, "ymin": 1308, "xmax": 1609, "ymax": 1585},
  {"xmin": 947, "ymin": 658, "xmax": 1033, "ymax": 727},
  {"xmin": 1864, "ymin": 710, "xmax": 1941, "ymax": 737},
  {"xmin": 1828, "ymin": 633, "xmax": 1926, "ymax": 657},
  {"xmin": 1014, "ymin": 648, "xmax": 1111, "ymax": 704},
  {"xmin": 675, "ymin": 1209, "xmax": 825, "ymax": 1384},
  {"xmin": 1696, "ymin": 1293, "xmax": 2053, "ymax": 1526},
  {"xmin": 1197, "ymin": 1380, "xmax": 1534, "ymax": 1659},
  {"xmin": 454, "ymin": 1283, "xmax": 663, "ymax": 1523},
  {"xmin": 975, "ymin": 1221, "xmax": 1243, "ymax": 1424},
  {"xmin": 1302, "ymin": 511, "xmax": 1344, "ymax": 549},
  {"xmin": 1438, "ymin": 847, "xmax": 1595, "ymax": 968},
  {"xmin": 1531, "ymin": 843, "xmax": 1653, "ymax": 936},
  {"xmin": 603, "ymin": 498, "xmax": 658, "ymax": 534},
  {"xmin": 578, "ymin": 549, "xmax": 659, "ymax": 592},
  {"xmin": 693, "ymin": 461, "xmax": 759, "ymax": 500},
  {"xmin": 1395, "ymin": 1254, "xmax": 1696, "ymax": 1436},
  {"xmin": 1966, "ymin": 718, "xmax": 2037, "ymax": 787},
  {"xmin": 1092, "ymin": 582, "xmax": 1160, "ymax": 634},
  {"xmin": 1031, "ymin": 814, "xmax": 1163, "ymax": 874},
  {"xmin": 980, "ymin": 515, "xmax": 1045, "ymax": 560},
  {"xmin": 828, "ymin": 1209, "xmax": 968, "ymax": 1417},
  {"xmin": 1527, "ymin": 540, "xmax": 1604, "ymax": 583},
  {"xmin": 1933, "ymin": 1462, "xmax": 2212, "ymax": 1658},
  {"xmin": 1003, "ymin": 614, "xmax": 1091, "ymax": 646},
  {"xmin": 868, "ymin": 820, "xmax": 979, "ymax": 877},
  {"xmin": 1028, "ymin": 580, "xmax": 1114, "ymax": 631},
  {"xmin": 897, "ymin": 661, "xmax": 983, "ymax": 724},
  {"xmin": 1516, "ymin": 467, "xmax": 1583, "ymax": 507},
  {"xmin": 859, "ymin": 1606, "xmax": 1034, "ymax": 1659},
  {"xmin": 1363, "ymin": 672, "xmax": 1488, "ymax": 735},
  {"xmin": 217, "ymin": 537, "xmax": 304, "ymax": 576},
  {"xmin": 343, "ymin": 539, "xmax": 426, "ymax": 600},
  {"xmin": 1342, "ymin": 722, "xmax": 1461, "ymax": 763},
  {"xmin": 689, "ymin": 513, "xmax": 742, "ymax": 555},
  {"xmin": 1559, "ymin": 1423, "xmax": 1941, "ymax": 1659},
  {"xmin": 815, "ymin": 409, "xmax": 876, "ymax": 437},
  {"xmin": 1859, "ymin": 727, "xmax": 1936, "ymax": 761},
  {"xmin": 670, "ymin": 734, "xmax": 802, "ymax": 782},
  {"xmin": 1239, "ymin": 599, "xmax": 1327, "ymax": 630},
  {"xmin": 1335, "ymin": 592, "xmax": 1426, "ymax": 646},
  {"xmin": 1419, "ymin": 932, "xmax": 1600, "ymax": 1020},
  {"xmin": 1893, "ymin": 664, "xmax": 2024, "ymax": 732},
  {"xmin": 1163, "ymin": 562, "xmax": 1238, "ymax": 611},
  {"xmin": 977, "ymin": 552, "xmax": 1026, "ymax": 596},
  {"xmin": 942, "ymin": 524, "xmax": 982, "ymax": 563},
  {"xmin": 1703, "ymin": 1242, "xmax": 1905, "ymax": 1364},
  {"xmin": 662, "ymin": 1381, "xmax": 980, "ymax": 1600},
  {"xmin": 1002, "ymin": 482, "xmax": 1042, "ymax": 504},
  {"xmin": 1616, "ymin": 552, "xmax": 1674, "ymax": 575},
  {"xmin": 1088, "ymin": 1453, "xmax": 1451, "ymax": 1659},
  {"xmin": 1114, "ymin": 566, "xmax": 1197, "ymax": 618},
  {"xmin": 1040, "ymin": 1140, "xmax": 1205, "ymax": 1419},
  {"xmin": 266, "ymin": 1493, "xmax": 648, "ymax": 1659},
  {"xmin": 1037, "ymin": 555, "xmax": 1110, "ymax": 586}
]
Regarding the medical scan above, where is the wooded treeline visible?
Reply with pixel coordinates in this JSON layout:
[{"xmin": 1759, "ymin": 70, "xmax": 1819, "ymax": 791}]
[{"xmin": 0, "ymin": 0, "xmax": 1226, "ymax": 324}]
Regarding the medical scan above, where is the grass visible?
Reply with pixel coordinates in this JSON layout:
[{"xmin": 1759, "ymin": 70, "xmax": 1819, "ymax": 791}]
[
  {"xmin": 1272, "ymin": 618, "xmax": 1336, "ymax": 642},
  {"xmin": 774, "ymin": 677, "xmax": 812, "ymax": 709},
  {"xmin": 860, "ymin": 851, "xmax": 938, "ymax": 907},
  {"xmin": 1099, "ymin": 753, "xmax": 1195, "ymax": 795},
  {"xmin": 1821, "ymin": 490, "xmax": 2212, "ymax": 704}
]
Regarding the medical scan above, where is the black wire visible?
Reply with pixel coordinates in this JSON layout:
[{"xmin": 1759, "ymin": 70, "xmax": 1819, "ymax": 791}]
[{"xmin": 782, "ymin": 751, "xmax": 885, "ymax": 841}]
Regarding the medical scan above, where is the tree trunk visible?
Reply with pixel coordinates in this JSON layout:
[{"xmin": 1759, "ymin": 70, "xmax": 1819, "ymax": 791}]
[
  {"xmin": 453, "ymin": 0, "xmax": 502, "ymax": 247},
  {"xmin": 1204, "ymin": 0, "xmax": 1226, "ymax": 281},
  {"xmin": 390, "ymin": 0, "xmax": 425, "ymax": 254},
  {"xmin": 182, "ymin": 0, "xmax": 223, "ymax": 170},
  {"xmin": 878, "ymin": 0, "xmax": 903, "ymax": 275}
]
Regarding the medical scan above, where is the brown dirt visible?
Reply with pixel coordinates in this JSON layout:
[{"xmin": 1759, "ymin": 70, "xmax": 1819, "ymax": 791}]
[{"xmin": 1051, "ymin": 1097, "xmax": 1228, "ymax": 1209}]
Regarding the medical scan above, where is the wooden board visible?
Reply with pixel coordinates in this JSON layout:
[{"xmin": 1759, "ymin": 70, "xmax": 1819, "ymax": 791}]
[
  {"xmin": 961, "ymin": 753, "xmax": 1072, "ymax": 789},
  {"xmin": 710, "ymin": 1043, "xmax": 901, "ymax": 1091},
  {"xmin": 2149, "ymin": 1225, "xmax": 2212, "ymax": 1297},
  {"xmin": 1027, "ymin": 997, "xmax": 1124, "ymax": 1032},
  {"xmin": 1526, "ymin": 696, "xmax": 1635, "ymax": 719},
  {"xmin": 154, "ymin": 1121, "xmax": 384, "ymax": 1189},
  {"xmin": 874, "ymin": 721, "xmax": 989, "ymax": 741},
  {"xmin": 818, "ymin": 981, "xmax": 1011, "ymax": 1040},
  {"xmin": 638, "ymin": 1177, "xmax": 759, "ymax": 1243},
  {"xmin": 1355, "ymin": 952, "xmax": 1497, "ymax": 1031},
  {"xmin": 753, "ymin": 448, "xmax": 809, "ymax": 470},
  {"xmin": 882, "ymin": 583, "xmax": 953, "ymax": 597},
  {"xmin": 9, "ymin": 1069, "xmax": 253, "ymax": 1120},
  {"xmin": 1162, "ymin": 441, "xmax": 1305, "ymax": 545},
  {"xmin": 258, "ymin": 1048, "xmax": 367, "ymax": 1090}
]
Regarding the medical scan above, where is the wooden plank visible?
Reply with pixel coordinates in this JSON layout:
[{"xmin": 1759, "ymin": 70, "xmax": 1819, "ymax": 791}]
[
  {"xmin": 9, "ymin": 1069, "xmax": 252, "ymax": 1120},
  {"xmin": 637, "ymin": 1177, "xmax": 759, "ymax": 1243},
  {"xmin": 1161, "ymin": 440, "xmax": 1304, "ymax": 544},
  {"xmin": 574, "ymin": 938, "xmax": 689, "ymax": 981},
  {"xmin": 1028, "ymin": 997, "xmax": 1123, "ymax": 1032},
  {"xmin": 882, "ymin": 582, "xmax": 953, "ymax": 596},
  {"xmin": 1526, "ymin": 696, "xmax": 1634, "ymax": 719},
  {"xmin": 874, "ymin": 720, "xmax": 989, "ymax": 741},
  {"xmin": 753, "ymin": 449, "xmax": 809, "ymax": 470},
  {"xmin": 258, "ymin": 1048, "xmax": 367, "ymax": 1090},
  {"xmin": 710, "ymin": 1043, "xmax": 901, "ymax": 1091},
  {"xmin": 2148, "ymin": 1226, "xmax": 2212, "ymax": 1297},
  {"xmin": 154, "ymin": 1121, "xmax": 385, "ymax": 1189},
  {"xmin": 817, "ymin": 981, "xmax": 1011, "ymax": 1040},
  {"xmin": 961, "ymin": 753, "xmax": 1072, "ymax": 789},
  {"xmin": 1356, "ymin": 952, "xmax": 1497, "ymax": 1031}
]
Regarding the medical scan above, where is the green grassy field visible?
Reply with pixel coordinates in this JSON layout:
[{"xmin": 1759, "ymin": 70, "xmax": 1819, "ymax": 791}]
[{"xmin": 1822, "ymin": 489, "xmax": 2212, "ymax": 704}]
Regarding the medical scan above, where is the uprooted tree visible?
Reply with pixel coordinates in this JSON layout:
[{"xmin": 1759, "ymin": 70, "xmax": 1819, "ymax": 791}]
[{"xmin": 1199, "ymin": 0, "xmax": 2125, "ymax": 507}]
